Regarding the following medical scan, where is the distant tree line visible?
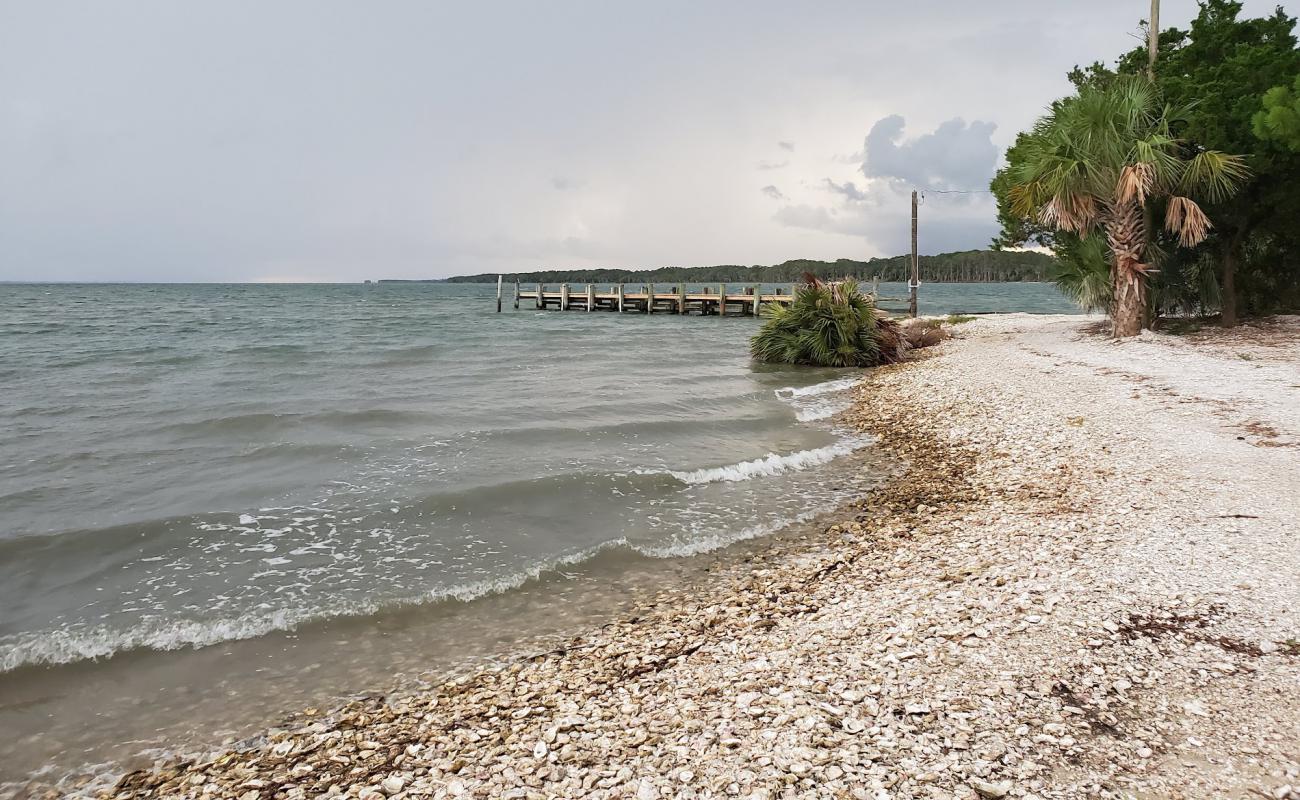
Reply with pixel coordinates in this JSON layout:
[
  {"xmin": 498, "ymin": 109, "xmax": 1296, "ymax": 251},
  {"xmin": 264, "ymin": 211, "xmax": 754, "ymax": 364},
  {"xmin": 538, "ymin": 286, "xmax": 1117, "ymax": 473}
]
[{"xmin": 436, "ymin": 249, "xmax": 1055, "ymax": 284}]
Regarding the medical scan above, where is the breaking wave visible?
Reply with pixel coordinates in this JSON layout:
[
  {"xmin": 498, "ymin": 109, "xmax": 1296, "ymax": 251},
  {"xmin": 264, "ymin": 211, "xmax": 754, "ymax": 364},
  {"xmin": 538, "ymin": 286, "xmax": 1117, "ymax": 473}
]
[
  {"xmin": 655, "ymin": 437, "xmax": 870, "ymax": 485},
  {"xmin": 0, "ymin": 539, "xmax": 632, "ymax": 672},
  {"xmin": 774, "ymin": 375, "xmax": 861, "ymax": 399}
]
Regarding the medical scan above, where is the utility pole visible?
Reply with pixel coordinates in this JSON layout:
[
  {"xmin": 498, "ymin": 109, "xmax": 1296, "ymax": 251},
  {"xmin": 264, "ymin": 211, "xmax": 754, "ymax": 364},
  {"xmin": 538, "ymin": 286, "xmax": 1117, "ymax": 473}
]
[
  {"xmin": 909, "ymin": 189, "xmax": 919, "ymax": 318},
  {"xmin": 1148, "ymin": 0, "xmax": 1160, "ymax": 78}
]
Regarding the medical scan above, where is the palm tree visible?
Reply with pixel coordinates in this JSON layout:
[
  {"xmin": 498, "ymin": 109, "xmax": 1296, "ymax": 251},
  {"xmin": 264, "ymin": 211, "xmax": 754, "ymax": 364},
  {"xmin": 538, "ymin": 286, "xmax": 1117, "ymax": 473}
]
[
  {"xmin": 1008, "ymin": 77, "xmax": 1249, "ymax": 337},
  {"xmin": 750, "ymin": 277, "xmax": 906, "ymax": 367}
]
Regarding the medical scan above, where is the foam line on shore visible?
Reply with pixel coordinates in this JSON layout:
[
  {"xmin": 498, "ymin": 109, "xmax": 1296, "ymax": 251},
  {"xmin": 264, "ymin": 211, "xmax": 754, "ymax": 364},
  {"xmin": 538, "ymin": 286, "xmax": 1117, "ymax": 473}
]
[
  {"xmin": 656, "ymin": 437, "xmax": 870, "ymax": 485},
  {"xmin": 0, "ymin": 539, "xmax": 631, "ymax": 672},
  {"xmin": 774, "ymin": 376, "xmax": 862, "ymax": 399}
]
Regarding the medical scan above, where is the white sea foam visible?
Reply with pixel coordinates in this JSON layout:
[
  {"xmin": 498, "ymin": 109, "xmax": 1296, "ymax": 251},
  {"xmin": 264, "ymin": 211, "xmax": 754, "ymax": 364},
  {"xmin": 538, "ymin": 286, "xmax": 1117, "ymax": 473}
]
[
  {"xmin": 792, "ymin": 397, "xmax": 853, "ymax": 422},
  {"xmin": 0, "ymin": 539, "xmax": 631, "ymax": 673},
  {"xmin": 775, "ymin": 375, "xmax": 862, "ymax": 399},
  {"xmin": 774, "ymin": 375, "xmax": 861, "ymax": 423},
  {"xmin": 659, "ymin": 437, "xmax": 869, "ymax": 485},
  {"xmin": 633, "ymin": 509, "xmax": 823, "ymax": 559}
]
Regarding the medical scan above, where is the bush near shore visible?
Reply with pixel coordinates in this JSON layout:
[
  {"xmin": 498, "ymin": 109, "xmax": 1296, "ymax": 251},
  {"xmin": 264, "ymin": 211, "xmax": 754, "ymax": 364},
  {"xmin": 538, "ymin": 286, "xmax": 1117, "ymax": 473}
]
[{"xmin": 749, "ymin": 277, "xmax": 955, "ymax": 368}]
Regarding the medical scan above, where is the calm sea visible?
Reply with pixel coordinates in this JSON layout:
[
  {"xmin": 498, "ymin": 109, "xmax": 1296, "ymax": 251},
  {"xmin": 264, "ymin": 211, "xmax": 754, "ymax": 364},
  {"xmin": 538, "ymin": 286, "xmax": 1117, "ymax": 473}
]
[{"xmin": 0, "ymin": 281, "xmax": 1078, "ymax": 788}]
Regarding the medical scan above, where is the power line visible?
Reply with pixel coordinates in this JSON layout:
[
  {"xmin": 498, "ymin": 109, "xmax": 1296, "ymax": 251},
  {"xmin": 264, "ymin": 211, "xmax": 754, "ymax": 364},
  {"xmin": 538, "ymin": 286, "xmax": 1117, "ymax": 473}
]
[{"xmin": 916, "ymin": 188, "xmax": 995, "ymax": 206}]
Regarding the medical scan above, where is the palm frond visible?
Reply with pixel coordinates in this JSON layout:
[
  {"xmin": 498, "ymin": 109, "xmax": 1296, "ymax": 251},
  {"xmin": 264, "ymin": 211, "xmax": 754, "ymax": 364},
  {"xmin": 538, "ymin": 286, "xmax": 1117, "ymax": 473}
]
[
  {"xmin": 1116, "ymin": 162, "xmax": 1154, "ymax": 205},
  {"xmin": 1179, "ymin": 151, "xmax": 1251, "ymax": 205},
  {"xmin": 750, "ymin": 278, "xmax": 907, "ymax": 367},
  {"xmin": 1164, "ymin": 196, "xmax": 1212, "ymax": 247}
]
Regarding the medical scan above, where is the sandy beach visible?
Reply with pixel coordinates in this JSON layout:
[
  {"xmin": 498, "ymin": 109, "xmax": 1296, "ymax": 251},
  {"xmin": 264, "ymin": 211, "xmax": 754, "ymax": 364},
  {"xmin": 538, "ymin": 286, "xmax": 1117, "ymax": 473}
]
[{"xmin": 52, "ymin": 314, "xmax": 1300, "ymax": 799}]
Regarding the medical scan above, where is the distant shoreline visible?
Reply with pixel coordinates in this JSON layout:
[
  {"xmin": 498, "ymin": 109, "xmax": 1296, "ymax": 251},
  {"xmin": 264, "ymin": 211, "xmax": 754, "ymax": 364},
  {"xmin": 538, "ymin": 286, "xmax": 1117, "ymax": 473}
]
[
  {"xmin": 391, "ymin": 248, "xmax": 1056, "ymax": 285},
  {"xmin": 378, "ymin": 277, "xmax": 1051, "ymax": 285}
]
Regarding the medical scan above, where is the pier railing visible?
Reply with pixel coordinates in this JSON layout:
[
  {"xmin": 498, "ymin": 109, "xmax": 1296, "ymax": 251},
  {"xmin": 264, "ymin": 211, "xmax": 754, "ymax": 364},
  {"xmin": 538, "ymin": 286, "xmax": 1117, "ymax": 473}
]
[{"xmin": 500, "ymin": 279, "xmax": 910, "ymax": 317}]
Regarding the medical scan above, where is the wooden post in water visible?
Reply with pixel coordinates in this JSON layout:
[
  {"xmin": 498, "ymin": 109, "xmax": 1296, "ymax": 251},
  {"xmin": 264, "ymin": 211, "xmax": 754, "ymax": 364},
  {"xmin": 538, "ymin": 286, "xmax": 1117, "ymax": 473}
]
[
  {"xmin": 513, "ymin": 280, "xmax": 520, "ymax": 310},
  {"xmin": 586, "ymin": 283, "xmax": 595, "ymax": 312},
  {"xmin": 752, "ymin": 285, "xmax": 761, "ymax": 316},
  {"xmin": 909, "ymin": 189, "xmax": 919, "ymax": 318},
  {"xmin": 617, "ymin": 284, "xmax": 625, "ymax": 312},
  {"xmin": 644, "ymin": 284, "xmax": 653, "ymax": 313},
  {"xmin": 536, "ymin": 283, "xmax": 544, "ymax": 309},
  {"xmin": 677, "ymin": 283, "xmax": 686, "ymax": 314},
  {"xmin": 561, "ymin": 283, "xmax": 570, "ymax": 311},
  {"xmin": 496, "ymin": 275, "xmax": 503, "ymax": 313}
]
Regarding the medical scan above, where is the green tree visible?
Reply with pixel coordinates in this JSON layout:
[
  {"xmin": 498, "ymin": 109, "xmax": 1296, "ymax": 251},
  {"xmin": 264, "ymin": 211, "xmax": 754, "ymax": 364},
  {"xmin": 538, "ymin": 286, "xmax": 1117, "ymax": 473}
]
[
  {"xmin": 1128, "ymin": 1, "xmax": 1300, "ymax": 324},
  {"xmin": 1006, "ymin": 77, "xmax": 1248, "ymax": 337},
  {"xmin": 750, "ymin": 278, "xmax": 906, "ymax": 367},
  {"xmin": 1254, "ymin": 74, "xmax": 1300, "ymax": 149}
]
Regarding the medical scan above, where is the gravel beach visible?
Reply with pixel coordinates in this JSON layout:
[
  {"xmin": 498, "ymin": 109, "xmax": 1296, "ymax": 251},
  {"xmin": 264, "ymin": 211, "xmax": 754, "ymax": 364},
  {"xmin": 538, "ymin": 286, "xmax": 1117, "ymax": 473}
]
[{"xmin": 46, "ymin": 314, "xmax": 1300, "ymax": 799}]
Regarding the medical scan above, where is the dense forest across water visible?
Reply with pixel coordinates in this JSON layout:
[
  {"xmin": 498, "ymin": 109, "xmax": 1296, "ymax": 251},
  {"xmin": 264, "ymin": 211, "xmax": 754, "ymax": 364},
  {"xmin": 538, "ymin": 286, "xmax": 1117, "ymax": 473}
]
[{"xmin": 400, "ymin": 249, "xmax": 1055, "ymax": 284}]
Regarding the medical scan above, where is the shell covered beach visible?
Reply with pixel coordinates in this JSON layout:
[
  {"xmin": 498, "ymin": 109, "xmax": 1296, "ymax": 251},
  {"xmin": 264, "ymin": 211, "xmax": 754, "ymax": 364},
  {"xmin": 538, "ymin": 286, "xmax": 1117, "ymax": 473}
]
[{"xmin": 42, "ymin": 315, "xmax": 1300, "ymax": 799}]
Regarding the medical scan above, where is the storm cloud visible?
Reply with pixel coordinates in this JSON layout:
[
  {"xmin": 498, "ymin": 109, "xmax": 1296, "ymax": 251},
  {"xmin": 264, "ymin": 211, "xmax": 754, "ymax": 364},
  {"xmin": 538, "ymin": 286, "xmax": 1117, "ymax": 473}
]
[
  {"xmin": 772, "ymin": 115, "xmax": 1004, "ymax": 252},
  {"xmin": 862, "ymin": 116, "xmax": 999, "ymax": 191}
]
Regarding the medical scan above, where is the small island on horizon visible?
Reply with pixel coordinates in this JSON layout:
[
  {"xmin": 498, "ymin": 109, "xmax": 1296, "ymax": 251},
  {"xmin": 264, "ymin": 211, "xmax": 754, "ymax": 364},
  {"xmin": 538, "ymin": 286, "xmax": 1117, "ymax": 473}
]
[{"xmin": 378, "ymin": 248, "xmax": 1054, "ymax": 285}]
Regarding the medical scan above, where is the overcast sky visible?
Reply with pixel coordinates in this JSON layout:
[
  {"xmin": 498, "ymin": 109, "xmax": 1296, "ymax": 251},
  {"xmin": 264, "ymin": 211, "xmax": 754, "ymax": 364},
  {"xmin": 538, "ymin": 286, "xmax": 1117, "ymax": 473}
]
[{"xmin": 1, "ymin": 1, "xmax": 1293, "ymax": 282}]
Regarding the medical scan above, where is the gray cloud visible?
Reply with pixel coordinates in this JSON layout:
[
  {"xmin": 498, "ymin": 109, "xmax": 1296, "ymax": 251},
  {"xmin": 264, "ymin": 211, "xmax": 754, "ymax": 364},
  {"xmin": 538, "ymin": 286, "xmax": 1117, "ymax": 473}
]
[
  {"xmin": 760, "ymin": 185, "xmax": 785, "ymax": 200},
  {"xmin": 861, "ymin": 115, "xmax": 998, "ymax": 191},
  {"xmin": 823, "ymin": 179, "xmax": 869, "ymax": 202},
  {"xmin": 756, "ymin": 160, "xmax": 789, "ymax": 171},
  {"xmin": 773, "ymin": 204, "xmax": 838, "ymax": 231},
  {"xmin": 773, "ymin": 115, "xmax": 1002, "ymax": 253},
  {"xmin": 777, "ymin": 141, "xmax": 795, "ymax": 152},
  {"xmin": 775, "ymin": 193, "xmax": 999, "ymax": 255},
  {"xmin": 551, "ymin": 176, "xmax": 584, "ymax": 190}
]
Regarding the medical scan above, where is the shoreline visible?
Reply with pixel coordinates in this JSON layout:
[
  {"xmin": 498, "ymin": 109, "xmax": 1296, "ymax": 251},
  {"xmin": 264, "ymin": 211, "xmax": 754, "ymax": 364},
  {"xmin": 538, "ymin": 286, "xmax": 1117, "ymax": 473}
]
[
  {"xmin": 24, "ymin": 314, "xmax": 1300, "ymax": 799},
  {"xmin": 2, "ymin": 432, "xmax": 892, "ymax": 792}
]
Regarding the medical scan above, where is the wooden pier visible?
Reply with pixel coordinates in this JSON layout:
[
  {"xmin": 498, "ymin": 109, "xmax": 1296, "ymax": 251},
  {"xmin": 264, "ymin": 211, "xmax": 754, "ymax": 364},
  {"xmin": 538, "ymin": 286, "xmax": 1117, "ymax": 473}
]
[
  {"xmin": 503, "ymin": 280, "xmax": 910, "ymax": 317},
  {"xmin": 517, "ymin": 283, "xmax": 785, "ymax": 315}
]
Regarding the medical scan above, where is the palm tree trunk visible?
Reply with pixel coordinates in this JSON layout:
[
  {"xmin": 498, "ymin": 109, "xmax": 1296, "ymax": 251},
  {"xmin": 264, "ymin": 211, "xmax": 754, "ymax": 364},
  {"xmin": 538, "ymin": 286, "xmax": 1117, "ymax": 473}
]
[
  {"xmin": 1113, "ymin": 264, "xmax": 1146, "ymax": 337},
  {"xmin": 1106, "ymin": 202, "xmax": 1148, "ymax": 338},
  {"xmin": 1221, "ymin": 229, "xmax": 1243, "ymax": 328}
]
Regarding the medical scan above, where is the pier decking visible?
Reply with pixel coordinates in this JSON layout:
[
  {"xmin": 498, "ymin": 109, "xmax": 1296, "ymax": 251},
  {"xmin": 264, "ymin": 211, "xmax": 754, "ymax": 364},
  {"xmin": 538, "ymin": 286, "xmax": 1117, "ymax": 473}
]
[{"xmin": 504, "ymin": 281, "xmax": 908, "ymax": 316}]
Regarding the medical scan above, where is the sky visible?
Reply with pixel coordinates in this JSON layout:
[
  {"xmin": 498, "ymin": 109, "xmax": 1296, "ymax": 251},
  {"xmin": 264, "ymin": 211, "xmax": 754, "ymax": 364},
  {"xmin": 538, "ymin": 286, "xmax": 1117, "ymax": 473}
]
[{"xmin": 0, "ymin": 0, "xmax": 1294, "ymax": 283}]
